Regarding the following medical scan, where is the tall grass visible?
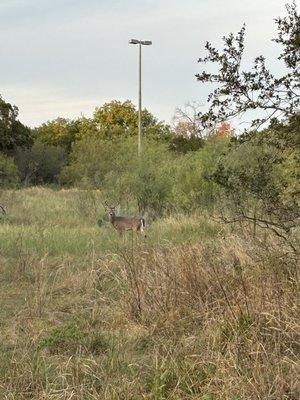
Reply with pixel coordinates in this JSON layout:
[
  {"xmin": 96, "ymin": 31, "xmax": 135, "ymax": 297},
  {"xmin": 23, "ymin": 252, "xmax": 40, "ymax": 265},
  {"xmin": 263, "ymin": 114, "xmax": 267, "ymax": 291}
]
[{"xmin": 0, "ymin": 188, "xmax": 298, "ymax": 399}]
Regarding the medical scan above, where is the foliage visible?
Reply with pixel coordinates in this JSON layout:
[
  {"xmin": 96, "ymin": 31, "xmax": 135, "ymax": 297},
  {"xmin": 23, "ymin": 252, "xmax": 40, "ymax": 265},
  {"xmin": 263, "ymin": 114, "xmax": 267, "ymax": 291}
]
[
  {"xmin": 169, "ymin": 135, "xmax": 204, "ymax": 153},
  {"xmin": 0, "ymin": 153, "xmax": 20, "ymax": 188},
  {"xmin": 172, "ymin": 137, "xmax": 229, "ymax": 211},
  {"xmin": 93, "ymin": 100, "xmax": 171, "ymax": 139},
  {"xmin": 0, "ymin": 95, "xmax": 32, "ymax": 155},
  {"xmin": 34, "ymin": 101, "xmax": 171, "ymax": 153},
  {"xmin": 172, "ymin": 102, "xmax": 204, "ymax": 138},
  {"xmin": 196, "ymin": 1, "xmax": 300, "ymax": 128},
  {"xmin": 61, "ymin": 134, "xmax": 230, "ymax": 216},
  {"xmin": 60, "ymin": 136, "xmax": 136, "ymax": 188},
  {"xmin": 15, "ymin": 142, "xmax": 66, "ymax": 185},
  {"xmin": 170, "ymin": 102, "xmax": 206, "ymax": 153},
  {"xmin": 34, "ymin": 117, "xmax": 81, "ymax": 152},
  {"xmin": 93, "ymin": 100, "xmax": 138, "ymax": 134},
  {"xmin": 216, "ymin": 121, "xmax": 232, "ymax": 138},
  {"xmin": 104, "ymin": 140, "xmax": 175, "ymax": 215},
  {"xmin": 212, "ymin": 116, "xmax": 299, "ymax": 248},
  {"xmin": 61, "ymin": 137, "xmax": 175, "ymax": 215}
]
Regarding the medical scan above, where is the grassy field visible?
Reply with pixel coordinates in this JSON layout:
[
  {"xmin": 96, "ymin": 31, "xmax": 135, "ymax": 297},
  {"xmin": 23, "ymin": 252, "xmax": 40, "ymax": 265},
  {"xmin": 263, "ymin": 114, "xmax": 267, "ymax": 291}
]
[{"xmin": 0, "ymin": 188, "xmax": 298, "ymax": 399}]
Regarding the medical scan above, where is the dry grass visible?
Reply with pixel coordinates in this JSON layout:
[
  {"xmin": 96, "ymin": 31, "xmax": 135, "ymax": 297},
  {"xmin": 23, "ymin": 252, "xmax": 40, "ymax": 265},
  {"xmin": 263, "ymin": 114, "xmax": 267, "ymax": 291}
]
[{"xmin": 0, "ymin": 188, "xmax": 299, "ymax": 399}]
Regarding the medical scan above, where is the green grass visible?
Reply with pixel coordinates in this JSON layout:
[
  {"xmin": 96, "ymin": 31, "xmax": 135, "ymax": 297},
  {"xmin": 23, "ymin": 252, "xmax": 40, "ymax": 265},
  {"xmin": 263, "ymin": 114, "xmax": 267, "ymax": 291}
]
[{"xmin": 0, "ymin": 188, "xmax": 298, "ymax": 399}]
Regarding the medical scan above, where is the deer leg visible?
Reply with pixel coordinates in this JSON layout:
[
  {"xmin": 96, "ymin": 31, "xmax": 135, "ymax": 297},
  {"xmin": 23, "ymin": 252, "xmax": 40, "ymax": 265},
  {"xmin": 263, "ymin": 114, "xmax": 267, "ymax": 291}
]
[{"xmin": 138, "ymin": 223, "xmax": 146, "ymax": 238}]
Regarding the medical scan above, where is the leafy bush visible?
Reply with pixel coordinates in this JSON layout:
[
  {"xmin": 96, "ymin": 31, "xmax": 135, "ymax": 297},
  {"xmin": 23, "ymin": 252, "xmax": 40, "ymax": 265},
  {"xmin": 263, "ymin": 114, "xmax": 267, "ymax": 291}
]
[
  {"xmin": 61, "ymin": 135, "xmax": 229, "ymax": 216},
  {"xmin": 172, "ymin": 137, "xmax": 228, "ymax": 212},
  {"xmin": 212, "ymin": 118, "xmax": 300, "ymax": 249},
  {"xmin": 104, "ymin": 140, "xmax": 174, "ymax": 215},
  {"xmin": 0, "ymin": 153, "xmax": 20, "ymax": 188},
  {"xmin": 15, "ymin": 141, "xmax": 66, "ymax": 185},
  {"xmin": 60, "ymin": 136, "xmax": 137, "ymax": 188}
]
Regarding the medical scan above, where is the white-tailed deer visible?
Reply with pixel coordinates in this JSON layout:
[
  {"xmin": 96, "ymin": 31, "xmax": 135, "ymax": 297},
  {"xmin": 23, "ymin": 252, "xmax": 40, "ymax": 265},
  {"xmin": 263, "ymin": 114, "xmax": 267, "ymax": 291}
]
[{"xmin": 104, "ymin": 201, "xmax": 146, "ymax": 236}]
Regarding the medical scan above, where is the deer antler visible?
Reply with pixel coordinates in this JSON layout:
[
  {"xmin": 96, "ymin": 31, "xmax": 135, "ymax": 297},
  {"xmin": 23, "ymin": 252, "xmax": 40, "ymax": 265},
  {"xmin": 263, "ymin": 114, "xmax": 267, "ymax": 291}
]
[
  {"xmin": 104, "ymin": 201, "xmax": 118, "ymax": 210},
  {"xmin": 101, "ymin": 200, "xmax": 110, "ymax": 210}
]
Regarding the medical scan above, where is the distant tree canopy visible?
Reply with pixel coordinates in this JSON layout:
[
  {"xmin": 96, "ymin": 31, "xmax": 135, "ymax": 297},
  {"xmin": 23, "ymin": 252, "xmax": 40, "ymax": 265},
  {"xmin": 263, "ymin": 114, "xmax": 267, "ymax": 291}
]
[
  {"xmin": 35, "ymin": 100, "xmax": 171, "ymax": 151},
  {"xmin": 196, "ymin": 1, "xmax": 299, "ymax": 129},
  {"xmin": 34, "ymin": 118, "xmax": 81, "ymax": 152},
  {"xmin": 0, "ymin": 95, "xmax": 32, "ymax": 154},
  {"xmin": 170, "ymin": 102, "xmax": 205, "ymax": 153},
  {"xmin": 93, "ymin": 100, "xmax": 171, "ymax": 139}
]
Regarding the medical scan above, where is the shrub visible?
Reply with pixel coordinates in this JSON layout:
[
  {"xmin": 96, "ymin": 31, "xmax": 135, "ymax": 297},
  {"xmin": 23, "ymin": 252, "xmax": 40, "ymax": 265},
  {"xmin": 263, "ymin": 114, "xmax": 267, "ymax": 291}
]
[
  {"xmin": 0, "ymin": 153, "xmax": 19, "ymax": 188},
  {"xmin": 104, "ymin": 141, "xmax": 174, "ymax": 215},
  {"xmin": 60, "ymin": 136, "xmax": 133, "ymax": 187},
  {"xmin": 212, "ymin": 124, "xmax": 300, "ymax": 250},
  {"xmin": 15, "ymin": 141, "xmax": 66, "ymax": 185},
  {"xmin": 171, "ymin": 137, "xmax": 228, "ymax": 212}
]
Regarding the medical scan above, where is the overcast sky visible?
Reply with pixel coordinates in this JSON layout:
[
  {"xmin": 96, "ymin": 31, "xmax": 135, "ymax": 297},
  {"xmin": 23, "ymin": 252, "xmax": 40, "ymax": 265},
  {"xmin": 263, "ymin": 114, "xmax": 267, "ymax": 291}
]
[{"xmin": 0, "ymin": 0, "xmax": 287, "ymax": 127}]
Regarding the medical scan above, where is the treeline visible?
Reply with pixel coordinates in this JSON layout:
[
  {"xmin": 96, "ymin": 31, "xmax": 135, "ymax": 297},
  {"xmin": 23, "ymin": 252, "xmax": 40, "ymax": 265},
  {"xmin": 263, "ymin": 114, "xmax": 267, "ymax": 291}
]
[
  {"xmin": 0, "ymin": 95, "xmax": 226, "ymax": 209},
  {"xmin": 0, "ymin": 96, "xmax": 206, "ymax": 185}
]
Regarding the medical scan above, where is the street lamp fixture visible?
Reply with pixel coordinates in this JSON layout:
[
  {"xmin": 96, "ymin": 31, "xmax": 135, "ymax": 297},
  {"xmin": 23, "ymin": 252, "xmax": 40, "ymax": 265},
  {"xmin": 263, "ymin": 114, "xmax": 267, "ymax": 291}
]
[{"xmin": 129, "ymin": 38, "xmax": 152, "ymax": 156}]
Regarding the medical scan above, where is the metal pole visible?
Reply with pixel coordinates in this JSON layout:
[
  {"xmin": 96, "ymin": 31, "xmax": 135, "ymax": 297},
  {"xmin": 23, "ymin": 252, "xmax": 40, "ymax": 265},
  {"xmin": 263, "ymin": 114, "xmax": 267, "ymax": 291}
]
[{"xmin": 138, "ymin": 42, "xmax": 142, "ymax": 157}]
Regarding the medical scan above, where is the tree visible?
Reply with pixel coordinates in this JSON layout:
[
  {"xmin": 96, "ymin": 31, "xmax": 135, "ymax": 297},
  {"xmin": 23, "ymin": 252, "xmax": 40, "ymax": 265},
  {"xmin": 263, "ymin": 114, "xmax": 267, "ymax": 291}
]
[
  {"xmin": 196, "ymin": 2, "xmax": 300, "ymax": 251},
  {"xmin": 170, "ymin": 102, "xmax": 205, "ymax": 153},
  {"xmin": 196, "ymin": 1, "xmax": 299, "ymax": 129},
  {"xmin": 211, "ymin": 115, "xmax": 299, "ymax": 251},
  {"xmin": 93, "ymin": 100, "xmax": 170, "ymax": 139},
  {"xmin": 34, "ymin": 118, "xmax": 81, "ymax": 152},
  {"xmin": 35, "ymin": 101, "xmax": 170, "ymax": 150},
  {"xmin": 216, "ymin": 121, "xmax": 231, "ymax": 138},
  {"xmin": 15, "ymin": 142, "xmax": 66, "ymax": 185},
  {"xmin": 173, "ymin": 102, "xmax": 204, "ymax": 138},
  {"xmin": 0, "ymin": 95, "xmax": 32, "ymax": 154}
]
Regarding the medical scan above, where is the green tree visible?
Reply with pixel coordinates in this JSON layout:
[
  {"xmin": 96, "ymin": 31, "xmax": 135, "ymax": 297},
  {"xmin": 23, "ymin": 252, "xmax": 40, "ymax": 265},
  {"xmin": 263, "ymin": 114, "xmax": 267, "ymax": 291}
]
[
  {"xmin": 212, "ymin": 116, "xmax": 299, "ymax": 249},
  {"xmin": 104, "ymin": 140, "xmax": 174, "ymax": 216},
  {"xmin": 93, "ymin": 100, "xmax": 170, "ymax": 139},
  {"xmin": 195, "ymin": 2, "xmax": 299, "ymax": 250},
  {"xmin": 34, "ymin": 118, "xmax": 81, "ymax": 152},
  {"xmin": 196, "ymin": 1, "xmax": 299, "ymax": 129},
  {"xmin": 35, "ymin": 101, "xmax": 170, "ymax": 150},
  {"xmin": 0, "ymin": 95, "xmax": 32, "ymax": 154},
  {"xmin": 15, "ymin": 142, "xmax": 66, "ymax": 185}
]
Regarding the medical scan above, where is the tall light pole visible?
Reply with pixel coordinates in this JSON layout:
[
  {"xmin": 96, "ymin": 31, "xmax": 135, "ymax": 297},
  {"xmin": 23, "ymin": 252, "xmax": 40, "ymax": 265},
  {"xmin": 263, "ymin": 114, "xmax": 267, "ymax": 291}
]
[{"xmin": 129, "ymin": 39, "xmax": 152, "ymax": 156}]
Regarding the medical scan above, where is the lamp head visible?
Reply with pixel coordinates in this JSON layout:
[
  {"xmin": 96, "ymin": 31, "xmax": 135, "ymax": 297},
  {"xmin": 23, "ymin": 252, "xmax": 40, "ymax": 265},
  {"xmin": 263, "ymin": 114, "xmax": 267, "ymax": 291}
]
[{"xmin": 129, "ymin": 39, "xmax": 139, "ymax": 44}]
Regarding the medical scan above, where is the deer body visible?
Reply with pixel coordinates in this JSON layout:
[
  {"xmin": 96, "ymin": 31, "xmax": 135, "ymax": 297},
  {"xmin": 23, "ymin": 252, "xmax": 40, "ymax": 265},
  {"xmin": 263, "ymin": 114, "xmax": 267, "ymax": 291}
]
[{"xmin": 105, "ymin": 202, "xmax": 146, "ymax": 236}]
